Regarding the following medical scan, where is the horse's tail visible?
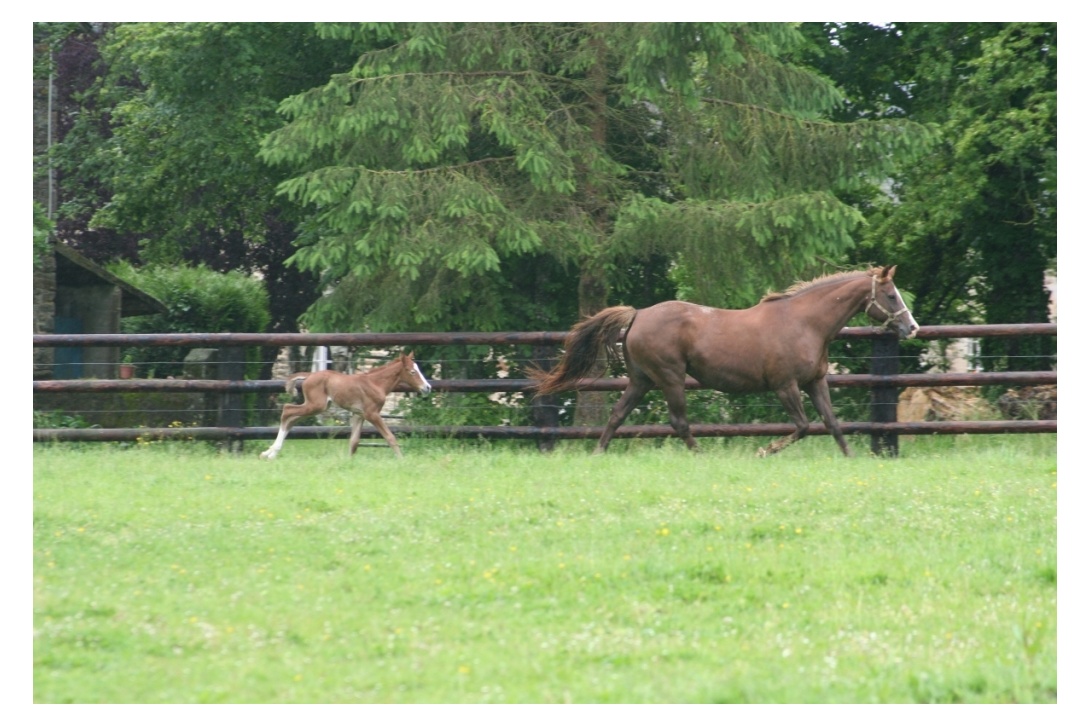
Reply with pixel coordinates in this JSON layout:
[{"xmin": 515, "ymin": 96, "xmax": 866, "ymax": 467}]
[
  {"xmin": 284, "ymin": 373, "xmax": 310, "ymax": 397},
  {"xmin": 529, "ymin": 306, "xmax": 637, "ymax": 396}
]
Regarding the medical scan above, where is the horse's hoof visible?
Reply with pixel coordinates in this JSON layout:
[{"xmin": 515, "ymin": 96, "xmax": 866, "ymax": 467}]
[
  {"xmin": 259, "ymin": 451, "xmax": 274, "ymax": 460},
  {"xmin": 756, "ymin": 447, "xmax": 769, "ymax": 458}
]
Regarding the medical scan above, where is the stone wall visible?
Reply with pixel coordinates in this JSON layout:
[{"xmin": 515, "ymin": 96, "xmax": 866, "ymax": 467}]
[{"xmin": 33, "ymin": 252, "xmax": 56, "ymax": 379}]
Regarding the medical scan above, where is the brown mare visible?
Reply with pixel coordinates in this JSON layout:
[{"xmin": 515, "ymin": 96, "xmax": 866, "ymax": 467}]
[
  {"xmin": 532, "ymin": 266, "xmax": 919, "ymax": 456},
  {"xmin": 260, "ymin": 352, "xmax": 431, "ymax": 460}
]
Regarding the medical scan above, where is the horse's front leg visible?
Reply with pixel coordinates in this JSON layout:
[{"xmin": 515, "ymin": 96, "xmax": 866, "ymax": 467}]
[
  {"xmin": 757, "ymin": 383, "xmax": 810, "ymax": 457},
  {"xmin": 365, "ymin": 411, "xmax": 403, "ymax": 458},
  {"xmin": 804, "ymin": 378, "xmax": 852, "ymax": 457},
  {"xmin": 661, "ymin": 379, "xmax": 699, "ymax": 452}
]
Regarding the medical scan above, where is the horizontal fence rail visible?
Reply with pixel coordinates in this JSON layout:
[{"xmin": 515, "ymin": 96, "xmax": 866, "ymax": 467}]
[
  {"xmin": 34, "ymin": 420, "xmax": 1056, "ymax": 444},
  {"xmin": 33, "ymin": 323, "xmax": 1057, "ymax": 450},
  {"xmin": 32, "ymin": 371, "xmax": 1057, "ymax": 394},
  {"xmin": 31, "ymin": 323, "xmax": 1057, "ymax": 348}
]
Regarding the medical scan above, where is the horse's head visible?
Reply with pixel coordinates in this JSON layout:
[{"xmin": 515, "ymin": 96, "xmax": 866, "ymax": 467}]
[
  {"xmin": 865, "ymin": 265, "xmax": 920, "ymax": 339},
  {"xmin": 399, "ymin": 352, "xmax": 432, "ymax": 395}
]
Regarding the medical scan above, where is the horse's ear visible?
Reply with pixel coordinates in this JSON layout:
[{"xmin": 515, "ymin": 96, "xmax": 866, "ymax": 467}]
[{"xmin": 881, "ymin": 265, "xmax": 897, "ymax": 281}]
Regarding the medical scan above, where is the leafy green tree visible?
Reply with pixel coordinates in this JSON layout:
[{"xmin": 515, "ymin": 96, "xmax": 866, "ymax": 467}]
[
  {"xmin": 108, "ymin": 262, "xmax": 271, "ymax": 379},
  {"xmin": 802, "ymin": 23, "xmax": 1056, "ymax": 371},
  {"xmin": 43, "ymin": 22, "xmax": 360, "ymax": 335},
  {"xmin": 34, "ymin": 202, "xmax": 53, "ymax": 268},
  {"xmin": 261, "ymin": 22, "xmax": 933, "ymax": 334}
]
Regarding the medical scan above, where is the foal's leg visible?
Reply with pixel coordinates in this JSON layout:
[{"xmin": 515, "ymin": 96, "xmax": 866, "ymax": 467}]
[
  {"xmin": 595, "ymin": 375, "xmax": 653, "ymax": 454},
  {"xmin": 348, "ymin": 414, "xmax": 365, "ymax": 456},
  {"xmin": 757, "ymin": 382, "xmax": 810, "ymax": 457},
  {"xmin": 804, "ymin": 378, "xmax": 852, "ymax": 457},
  {"xmin": 260, "ymin": 399, "xmax": 326, "ymax": 459},
  {"xmin": 364, "ymin": 411, "xmax": 403, "ymax": 458}
]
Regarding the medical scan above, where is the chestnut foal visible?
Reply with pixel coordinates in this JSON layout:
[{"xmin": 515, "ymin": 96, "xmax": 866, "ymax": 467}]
[{"xmin": 260, "ymin": 352, "xmax": 431, "ymax": 460}]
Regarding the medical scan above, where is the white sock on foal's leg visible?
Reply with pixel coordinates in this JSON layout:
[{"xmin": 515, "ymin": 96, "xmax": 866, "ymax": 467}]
[{"xmin": 259, "ymin": 427, "xmax": 289, "ymax": 459}]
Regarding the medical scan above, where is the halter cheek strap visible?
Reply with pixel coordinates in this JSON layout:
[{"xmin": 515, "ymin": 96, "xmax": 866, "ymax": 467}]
[{"xmin": 866, "ymin": 275, "xmax": 909, "ymax": 327}]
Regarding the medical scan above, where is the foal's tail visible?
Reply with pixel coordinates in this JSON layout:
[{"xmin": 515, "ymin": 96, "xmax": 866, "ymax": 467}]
[
  {"xmin": 284, "ymin": 373, "xmax": 311, "ymax": 397},
  {"xmin": 529, "ymin": 306, "xmax": 637, "ymax": 396}
]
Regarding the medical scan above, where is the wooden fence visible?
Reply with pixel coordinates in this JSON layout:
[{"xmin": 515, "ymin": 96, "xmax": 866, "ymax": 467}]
[{"xmin": 33, "ymin": 324, "xmax": 1056, "ymax": 454}]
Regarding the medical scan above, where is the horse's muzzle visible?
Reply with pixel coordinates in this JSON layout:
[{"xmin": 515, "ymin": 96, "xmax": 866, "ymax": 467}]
[{"xmin": 898, "ymin": 320, "xmax": 920, "ymax": 339}]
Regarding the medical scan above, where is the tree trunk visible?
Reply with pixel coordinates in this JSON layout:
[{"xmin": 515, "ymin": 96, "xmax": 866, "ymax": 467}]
[
  {"xmin": 573, "ymin": 263, "xmax": 611, "ymax": 426},
  {"xmin": 572, "ymin": 29, "xmax": 613, "ymax": 428}
]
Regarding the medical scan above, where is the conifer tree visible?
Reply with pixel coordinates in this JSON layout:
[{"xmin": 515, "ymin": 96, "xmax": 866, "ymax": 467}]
[{"xmin": 260, "ymin": 22, "xmax": 933, "ymax": 331}]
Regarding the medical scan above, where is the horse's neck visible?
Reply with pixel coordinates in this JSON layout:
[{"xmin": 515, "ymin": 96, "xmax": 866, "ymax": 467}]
[
  {"xmin": 365, "ymin": 361, "xmax": 404, "ymax": 393},
  {"xmin": 786, "ymin": 276, "xmax": 872, "ymax": 337}
]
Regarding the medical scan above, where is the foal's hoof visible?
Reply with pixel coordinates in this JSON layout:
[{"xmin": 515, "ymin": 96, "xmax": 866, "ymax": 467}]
[
  {"xmin": 756, "ymin": 447, "xmax": 769, "ymax": 458},
  {"xmin": 259, "ymin": 450, "xmax": 275, "ymax": 460}
]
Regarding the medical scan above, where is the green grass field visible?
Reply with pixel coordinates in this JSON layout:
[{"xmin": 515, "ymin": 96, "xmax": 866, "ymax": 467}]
[{"xmin": 33, "ymin": 434, "xmax": 1057, "ymax": 703}]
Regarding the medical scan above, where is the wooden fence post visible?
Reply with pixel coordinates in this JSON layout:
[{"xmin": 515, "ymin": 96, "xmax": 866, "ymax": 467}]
[
  {"xmin": 218, "ymin": 346, "xmax": 245, "ymax": 452},
  {"xmin": 870, "ymin": 334, "xmax": 900, "ymax": 457}
]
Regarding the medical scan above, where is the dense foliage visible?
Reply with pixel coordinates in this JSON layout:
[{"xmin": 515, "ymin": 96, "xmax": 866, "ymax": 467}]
[
  {"xmin": 801, "ymin": 22, "xmax": 1056, "ymax": 371},
  {"xmin": 40, "ymin": 23, "xmax": 359, "ymax": 333},
  {"xmin": 260, "ymin": 22, "xmax": 932, "ymax": 332},
  {"xmin": 33, "ymin": 202, "xmax": 53, "ymax": 268},
  {"xmin": 108, "ymin": 262, "xmax": 271, "ymax": 379}
]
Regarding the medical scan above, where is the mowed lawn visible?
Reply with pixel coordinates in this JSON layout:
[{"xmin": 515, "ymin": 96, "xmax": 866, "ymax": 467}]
[{"xmin": 33, "ymin": 434, "xmax": 1057, "ymax": 703}]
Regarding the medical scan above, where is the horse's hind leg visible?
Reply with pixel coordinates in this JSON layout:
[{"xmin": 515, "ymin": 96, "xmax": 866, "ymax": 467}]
[
  {"xmin": 260, "ymin": 405, "xmax": 301, "ymax": 460},
  {"xmin": 804, "ymin": 378, "xmax": 852, "ymax": 457},
  {"xmin": 259, "ymin": 427, "xmax": 288, "ymax": 460},
  {"xmin": 260, "ymin": 399, "xmax": 325, "ymax": 460},
  {"xmin": 348, "ymin": 415, "xmax": 364, "ymax": 456},
  {"xmin": 595, "ymin": 375, "xmax": 653, "ymax": 454},
  {"xmin": 758, "ymin": 383, "xmax": 810, "ymax": 457}
]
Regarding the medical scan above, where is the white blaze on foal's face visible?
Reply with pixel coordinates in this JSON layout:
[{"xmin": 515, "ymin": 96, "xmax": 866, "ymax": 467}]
[{"xmin": 411, "ymin": 360, "xmax": 432, "ymax": 394}]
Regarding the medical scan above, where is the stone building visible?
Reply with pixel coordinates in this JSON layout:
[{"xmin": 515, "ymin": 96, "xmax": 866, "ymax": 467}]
[{"xmin": 34, "ymin": 243, "xmax": 166, "ymax": 380}]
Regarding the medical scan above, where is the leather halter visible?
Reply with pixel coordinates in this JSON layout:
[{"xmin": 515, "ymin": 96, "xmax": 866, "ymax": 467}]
[{"xmin": 865, "ymin": 275, "xmax": 909, "ymax": 328}]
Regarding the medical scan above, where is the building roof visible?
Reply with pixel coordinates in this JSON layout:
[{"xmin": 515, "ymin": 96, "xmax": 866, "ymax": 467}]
[{"xmin": 54, "ymin": 244, "xmax": 168, "ymax": 317}]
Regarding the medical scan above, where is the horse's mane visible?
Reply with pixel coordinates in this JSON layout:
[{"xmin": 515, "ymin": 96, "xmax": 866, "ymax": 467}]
[
  {"xmin": 760, "ymin": 268, "xmax": 881, "ymax": 303},
  {"xmin": 375, "ymin": 355, "xmax": 406, "ymax": 369}
]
